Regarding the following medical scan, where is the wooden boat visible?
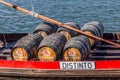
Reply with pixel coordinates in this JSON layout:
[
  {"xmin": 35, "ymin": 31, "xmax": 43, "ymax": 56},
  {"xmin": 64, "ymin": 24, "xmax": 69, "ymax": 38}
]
[
  {"xmin": 0, "ymin": 33, "xmax": 120, "ymax": 79},
  {"xmin": 0, "ymin": 1, "xmax": 120, "ymax": 79}
]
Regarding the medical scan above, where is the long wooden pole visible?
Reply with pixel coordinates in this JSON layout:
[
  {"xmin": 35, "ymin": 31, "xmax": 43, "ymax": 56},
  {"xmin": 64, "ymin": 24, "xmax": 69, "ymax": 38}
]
[{"xmin": 0, "ymin": 0, "xmax": 120, "ymax": 47}]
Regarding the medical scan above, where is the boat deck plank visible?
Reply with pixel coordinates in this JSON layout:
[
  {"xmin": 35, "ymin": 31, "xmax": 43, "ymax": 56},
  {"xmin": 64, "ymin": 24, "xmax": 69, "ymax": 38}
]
[{"xmin": 0, "ymin": 68, "xmax": 120, "ymax": 77}]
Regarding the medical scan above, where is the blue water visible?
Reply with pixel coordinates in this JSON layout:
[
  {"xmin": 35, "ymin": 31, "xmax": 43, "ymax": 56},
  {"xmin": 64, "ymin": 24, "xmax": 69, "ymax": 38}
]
[{"xmin": 0, "ymin": 0, "xmax": 120, "ymax": 33}]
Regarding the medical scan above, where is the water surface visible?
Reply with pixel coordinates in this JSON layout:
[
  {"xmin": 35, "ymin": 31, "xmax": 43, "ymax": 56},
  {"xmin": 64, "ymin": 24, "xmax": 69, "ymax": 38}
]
[{"xmin": 0, "ymin": 0, "xmax": 120, "ymax": 33}]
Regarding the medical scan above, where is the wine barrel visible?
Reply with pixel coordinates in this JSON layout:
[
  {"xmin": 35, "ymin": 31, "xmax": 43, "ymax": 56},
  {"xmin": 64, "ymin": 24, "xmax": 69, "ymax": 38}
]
[
  {"xmin": 81, "ymin": 21, "xmax": 104, "ymax": 46},
  {"xmin": 83, "ymin": 21, "xmax": 104, "ymax": 37},
  {"xmin": 57, "ymin": 22, "xmax": 80, "ymax": 40},
  {"xmin": 11, "ymin": 34, "xmax": 43, "ymax": 61},
  {"xmin": 63, "ymin": 35, "xmax": 91, "ymax": 61},
  {"xmin": 33, "ymin": 22, "xmax": 58, "ymax": 38},
  {"xmin": 37, "ymin": 33, "xmax": 67, "ymax": 61}
]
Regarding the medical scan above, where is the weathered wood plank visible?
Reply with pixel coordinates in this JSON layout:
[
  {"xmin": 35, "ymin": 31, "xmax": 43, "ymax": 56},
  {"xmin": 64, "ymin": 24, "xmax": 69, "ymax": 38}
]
[
  {"xmin": 0, "ymin": 68, "xmax": 120, "ymax": 78},
  {"xmin": 0, "ymin": 77, "xmax": 119, "ymax": 80}
]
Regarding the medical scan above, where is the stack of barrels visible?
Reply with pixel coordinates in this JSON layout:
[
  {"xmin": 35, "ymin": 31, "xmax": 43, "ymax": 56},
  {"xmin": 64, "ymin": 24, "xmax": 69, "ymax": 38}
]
[
  {"xmin": 11, "ymin": 21, "xmax": 104, "ymax": 61},
  {"xmin": 37, "ymin": 22, "xmax": 80, "ymax": 61},
  {"xmin": 63, "ymin": 21, "xmax": 104, "ymax": 61},
  {"xmin": 11, "ymin": 22, "xmax": 58, "ymax": 61}
]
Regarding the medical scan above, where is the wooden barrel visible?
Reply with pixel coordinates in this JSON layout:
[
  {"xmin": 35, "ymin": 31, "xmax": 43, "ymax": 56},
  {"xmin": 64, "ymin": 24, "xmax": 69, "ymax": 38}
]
[
  {"xmin": 11, "ymin": 34, "xmax": 43, "ymax": 61},
  {"xmin": 81, "ymin": 21, "xmax": 104, "ymax": 46},
  {"xmin": 37, "ymin": 33, "xmax": 67, "ymax": 61},
  {"xmin": 57, "ymin": 22, "xmax": 80, "ymax": 40},
  {"xmin": 33, "ymin": 22, "xmax": 58, "ymax": 38},
  {"xmin": 84, "ymin": 21, "xmax": 104, "ymax": 37},
  {"xmin": 63, "ymin": 35, "xmax": 91, "ymax": 61}
]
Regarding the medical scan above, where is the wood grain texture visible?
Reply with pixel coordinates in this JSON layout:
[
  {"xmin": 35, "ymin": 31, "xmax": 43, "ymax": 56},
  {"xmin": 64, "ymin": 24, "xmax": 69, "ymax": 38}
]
[{"xmin": 0, "ymin": 68, "xmax": 120, "ymax": 78}]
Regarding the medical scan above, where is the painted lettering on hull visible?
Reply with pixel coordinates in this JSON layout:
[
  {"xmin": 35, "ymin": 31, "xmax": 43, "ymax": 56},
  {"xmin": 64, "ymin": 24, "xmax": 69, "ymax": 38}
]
[{"xmin": 60, "ymin": 62, "xmax": 95, "ymax": 70}]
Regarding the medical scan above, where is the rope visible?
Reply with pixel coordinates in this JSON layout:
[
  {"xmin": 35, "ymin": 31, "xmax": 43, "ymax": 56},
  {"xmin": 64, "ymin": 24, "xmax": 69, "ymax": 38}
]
[
  {"xmin": 30, "ymin": 0, "xmax": 35, "ymax": 12},
  {"xmin": 0, "ymin": 0, "xmax": 35, "ymax": 18},
  {"xmin": 3, "ymin": 34, "xmax": 8, "ymax": 48}
]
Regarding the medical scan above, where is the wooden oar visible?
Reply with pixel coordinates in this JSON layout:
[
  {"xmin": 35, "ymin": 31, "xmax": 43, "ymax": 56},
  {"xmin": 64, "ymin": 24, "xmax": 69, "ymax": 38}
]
[{"xmin": 0, "ymin": 0, "xmax": 120, "ymax": 47}]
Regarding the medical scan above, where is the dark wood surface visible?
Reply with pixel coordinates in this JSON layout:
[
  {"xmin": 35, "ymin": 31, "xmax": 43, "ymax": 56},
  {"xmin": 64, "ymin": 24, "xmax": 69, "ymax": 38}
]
[
  {"xmin": 0, "ymin": 68, "xmax": 120, "ymax": 80},
  {"xmin": 0, "ymin": 68, "xmax": 120, "ymax": 77}
]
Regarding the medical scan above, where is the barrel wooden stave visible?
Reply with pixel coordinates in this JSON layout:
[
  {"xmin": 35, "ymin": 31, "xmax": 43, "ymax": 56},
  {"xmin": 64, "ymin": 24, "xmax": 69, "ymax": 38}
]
[
  {"xmin": 82, "ymin": 25, "xmax": 100, "ymax": 37},
  {"xmin": 63, "ymin": 35, "xmax": 91, "ymax": 61},
  {"xmin": 81, "ymin": 21, "xmax": 104, "ymax": 46},
  {"xmin": 37, "ymin": 33, "xmax": 67, "ymax": 61},
  {"xmin": 11, "ymin": 34, "xmax": 43, "ymax": 61},
  {"xmin": 82, "ymin": 21, "xmax": 104, "ymax": 37},
  {"xmin": 57, "ymin": 22, "xmax": 80, "ymax": 40},
  {"xmin": 73, "ymin": 35, "xmax": 91, "ymax": 51},
  {"xmin": 85, "ymin": 21, "xmax": 104, "ymax": 37},
  {"xmin": 33, "ymin": 22, "xmax": 58, "ymax": 38}
]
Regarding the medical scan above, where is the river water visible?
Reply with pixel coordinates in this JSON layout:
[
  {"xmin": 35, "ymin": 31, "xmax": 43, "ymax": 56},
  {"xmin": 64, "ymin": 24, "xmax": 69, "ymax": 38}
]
[{"xmin": 0, "ymin": 0, "xmax": 120, "ymax": 33}]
